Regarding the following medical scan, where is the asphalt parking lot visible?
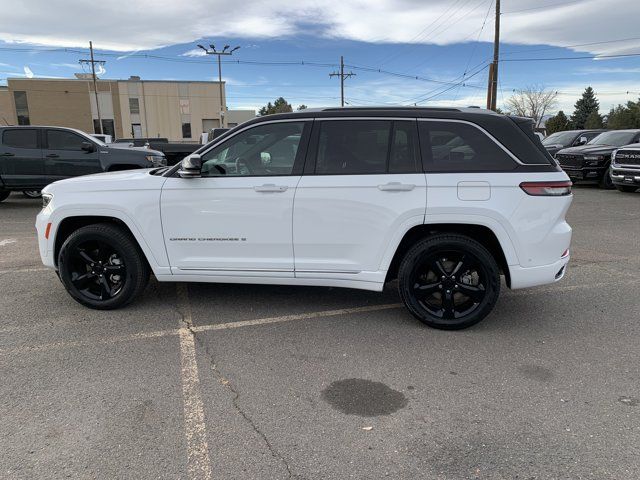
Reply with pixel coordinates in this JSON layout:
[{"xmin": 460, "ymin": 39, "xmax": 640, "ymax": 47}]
[{"xmin": 1, "ymin": 186, "xmax": 639, "ymax": 480}]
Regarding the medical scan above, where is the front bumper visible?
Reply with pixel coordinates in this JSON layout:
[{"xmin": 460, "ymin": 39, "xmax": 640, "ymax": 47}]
[
  {"xmin": 35, "ymin": 209, "xmax": 57, "ymax": 269},
  {"xmin": 560, "ymin": 165, "xmax": 606, "ymax": 183},
  {"xmin": 610, "ymin": 167, "xmax": 640, "ymax": 186}
]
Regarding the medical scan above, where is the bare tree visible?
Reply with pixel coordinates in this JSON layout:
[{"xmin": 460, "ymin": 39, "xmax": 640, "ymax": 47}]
[{"xmin": 506, "ymin": 85, "xmax": 558, "ymax": 127}]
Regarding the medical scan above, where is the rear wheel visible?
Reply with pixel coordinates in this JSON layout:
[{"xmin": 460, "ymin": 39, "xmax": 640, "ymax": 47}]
[
  {"xmin": 615, "ymin": 185, "xmax": 637, "ymax": 193},
  {"xmin": 58, "ymin": 223, "xmax": 150, "ymax": 309},
  {"xmin": 398, "ymin": 234, "xmax": 500, "ymax": 330},
  {"xmin": 0, "ymin": 191, "xmax": 10, "ymax": 202},
  {"xmin": 23, "ymin": 190, "xmax": 42, "ymax": 198}
]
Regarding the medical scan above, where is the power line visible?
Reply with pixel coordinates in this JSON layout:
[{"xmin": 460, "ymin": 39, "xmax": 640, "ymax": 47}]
[
  {"xmin": 329, "ymin": 56, "xmax": 356, "ymax": 107},
  {"xmin": 502, "ymin": 52, "xmax": 640, "ymax": 62},
  {"xmin": 502, "ymin": 0, "xmax": 583, "ymax": 14}
]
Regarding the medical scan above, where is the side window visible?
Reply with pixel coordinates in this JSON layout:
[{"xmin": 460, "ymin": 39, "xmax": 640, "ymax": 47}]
[
  {"xmin": 200, "ymin": 122, "xmax": 305, "ymax": 177},
  {"xmin": 316, "ymin": 120, "xmax": 390, "ymax": 175},
  {"xmin": 389, "ymin": 121, "xmax": 420, "ymax": 173},
  {"xmin": 2, "ymin": 129, "xmax": 38, "ymax": 149},
  {"xmin": 418, "ymin": 121, "xmax": 516, "ymax": 172},
  {"xmin": 47, "ymin": 130, "xmax": 87, "ymax": 151}
]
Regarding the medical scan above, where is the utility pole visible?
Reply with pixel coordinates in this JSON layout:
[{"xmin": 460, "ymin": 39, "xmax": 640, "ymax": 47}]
[
  {"xmin": 330, "ymin": 56, "xmax": 356, "ymax": 107},
  {"xmin": 197, "ymin": 43, "xmax": 240, "ymax": 128},
  {"xmin": 79, "ymin": 41, "xmax": 105, "ymax": 134},
  {"xmin": 487, "ymin": 0, "xmax": 501, "ymax": 111}
]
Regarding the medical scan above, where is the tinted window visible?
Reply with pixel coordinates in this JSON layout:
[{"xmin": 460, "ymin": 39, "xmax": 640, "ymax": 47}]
[
  {"xmin": 47, "ymin": 130, "xmax": 86, "ymax": 151},
  {"xmin": 201, "ymin": 122, "xmax": 305, "ymax": 177},
  {"xmin": 587, "ymin": 130, "xmax": 639, "ymax": 146},
  {"xmin": 418, "ymin": 121, "xmax": 516, "ymax": 172},
  {"xmin": 3, "ymin": 129, "xmax": 38, "ymax": 149},
  {"xmin": 316, "ymin": 120, "xmax": 390, "ymax": 175},
  {"xmin": 389, "ymin": 121, "xmax": 420, "ymax": 173}
]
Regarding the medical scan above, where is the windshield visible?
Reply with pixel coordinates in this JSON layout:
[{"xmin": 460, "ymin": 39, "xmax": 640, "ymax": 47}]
[
  {"xmin": 587, "ymin": 131, "xmax": 637, "ymax": 146},
  {"xmin": 542, "ymin": 131, "xmax": 577, "ymax": 146}
]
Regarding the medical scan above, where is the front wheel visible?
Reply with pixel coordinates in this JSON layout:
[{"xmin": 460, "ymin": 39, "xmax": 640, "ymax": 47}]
[
  {"xmin": 398, "ymin": 234, "xmax": 501, "ymax": 330},
  {"xmin": 58, "ymin": 223, "xmax": 150, "ymax": 309},
  {"xmin": 598, "ymin": 168, "xmax": 614, "ymax": 189}
]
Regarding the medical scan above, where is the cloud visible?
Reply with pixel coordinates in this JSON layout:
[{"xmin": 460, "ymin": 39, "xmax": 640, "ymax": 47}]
[{"xmin": 0, "ymin": 0, "xmax": 637, "ymax": 55}]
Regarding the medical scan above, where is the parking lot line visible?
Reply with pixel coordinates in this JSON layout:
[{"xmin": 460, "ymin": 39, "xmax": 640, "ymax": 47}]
[{"xmin": 176, "ymin": 284, "xmax": 213, "ymax": 480}]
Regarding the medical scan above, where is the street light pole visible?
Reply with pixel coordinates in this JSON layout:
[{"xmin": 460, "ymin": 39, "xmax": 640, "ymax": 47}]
[{"xmin": 197, "ymin": 44, "xmax": 240, "ymax": 128}]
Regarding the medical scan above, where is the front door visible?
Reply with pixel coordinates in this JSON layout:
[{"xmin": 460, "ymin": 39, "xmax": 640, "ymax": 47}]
[
  {"xmin": 0, "ymin": 128, "xmax": 44, "ymax": 188},
  {"xmin": 44, "ymin": 129, "xmax": 102, "ymax": 182},
  {"xmin": 293, "ymin": 119, "xmax": 427, "ymax": 275},
  {"xmin": 161, "ymin": 120, "xmax": 310, "ymax": 275}
]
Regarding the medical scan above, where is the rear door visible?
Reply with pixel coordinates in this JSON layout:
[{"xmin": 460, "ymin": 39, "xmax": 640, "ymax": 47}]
[
  {"xmin": 293, "ymin": 119, "xmax": 427, "ymax": 278},
  {"xmin": 0, "ymin": 128, "xmax": 44, "ymax": 188},
  {"xmin": 44, "ymin": 129, "xmax": 102, "ymax": 182}
]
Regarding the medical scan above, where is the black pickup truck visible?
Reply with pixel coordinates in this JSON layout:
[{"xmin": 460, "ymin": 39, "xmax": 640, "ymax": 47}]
[
  {"xmin": 113, "ymin": 137, "xmax": 200, "ymax": 166},
  {"xmin": 0, "ymin": 126, "xmax": 165, "ymax": 202},
  {"xmin": 610, "ymin": 144, "xmax": 640, "ymax": 192},
  {"xmin": 542, "ymin": 129, "xmax": 606, "ymax": 157},
  {"xmin": 555, "ymin": 129, "xmax": 640, "ymax": 189}
]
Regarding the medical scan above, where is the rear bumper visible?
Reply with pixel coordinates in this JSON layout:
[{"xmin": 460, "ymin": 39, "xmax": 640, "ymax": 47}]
[{"xmin": 509, "ymin": 255, "xmax": 569, "ymax": 289}]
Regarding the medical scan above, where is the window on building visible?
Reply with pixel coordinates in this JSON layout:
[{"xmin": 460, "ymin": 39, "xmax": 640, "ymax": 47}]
[
  {"xmin": 315, "ymin": 120, "xmax": 390, "ymax": 175},
  {"xmin": 129, "ymin": 97, "xmax": 140, "ymax": 115},
  {"xmin": 47, "ymin": 130, "xmax": 87, "ymax": 151},
  {"xmin": 93, "ymin": 119, "xmax": 115, "ymax": 138},
  {"xmin": 418, "ymin": 121, "xmax": 516, "ymax": 172},
  {"xmin": 131, "ymin": 124, "xmax": 142, "ymax": 138},
  {"xmin": 180, "ymin": 99, "xmax": 190, "ymax": 115},
  {"xmin": 13, "ymin": 91, "xmax": 30, "ymax": 125},
  {"xmin": 182, "ymin": 122, "xmax": 192, "ymax": 139},
  {"xmin": 3, "ymin": 129, "xmax": 38, "ymax": 149}
]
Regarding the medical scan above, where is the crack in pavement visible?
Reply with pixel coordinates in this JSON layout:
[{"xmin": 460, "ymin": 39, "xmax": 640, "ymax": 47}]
[{"xmin": 176, "ymin": 283, "xmax": 293, "ymax": 480}]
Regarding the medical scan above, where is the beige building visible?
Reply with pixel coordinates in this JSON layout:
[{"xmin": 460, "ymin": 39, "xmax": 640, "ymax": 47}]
[{"xmin": 0, "ymin": 76, "xmax": 253, "ymax": 141}]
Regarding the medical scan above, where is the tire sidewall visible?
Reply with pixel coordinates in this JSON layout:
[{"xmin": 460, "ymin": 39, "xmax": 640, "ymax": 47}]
[
  {"xmin": 398, "ymin": 235, "xmax": 501, "ymax": 330},
  {"xmin": 58, "ymin": 226, "xmax": 142, "ymax": 309}
]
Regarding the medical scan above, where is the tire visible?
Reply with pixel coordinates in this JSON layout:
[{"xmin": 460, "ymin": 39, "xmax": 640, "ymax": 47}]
[
  {"xmin": 398, "ymin": 234, "xmax": 501, "ymax": 330},
  {"xmin": 615, "ymin": 185, "xmax": 637, "ymax": 193},
  {"xmin": 58, "ymin": 223, "xmax": 150, "ymax": 309},
  {"xmin": 0, "ymin": 191, "xmax": 10, "ymax": 202},
  {"xmin": 23, "ymin": 190, "xmax": 42, "ymax": 198},
  {"xmin": 598, "ymin": 167, "xmax": 614, "ymax": 189}
]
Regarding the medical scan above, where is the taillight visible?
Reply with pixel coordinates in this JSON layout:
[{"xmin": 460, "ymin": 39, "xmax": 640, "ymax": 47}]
[{"xmin": 519, "ymin": 181, "xmax": 572, "ymax": 196}]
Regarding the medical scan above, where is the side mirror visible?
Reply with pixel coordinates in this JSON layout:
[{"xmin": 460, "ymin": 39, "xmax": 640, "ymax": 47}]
[
  {"xmin": 81, "ymin": 141, "xmax": 96, "ymax": 153},
  {"xmin": 576, "ymin": 136, "xmax": 588, "ymax": 146},
  {"xmin": 178, "ymin": 153, "xmax": 202, "ymax": 178}
]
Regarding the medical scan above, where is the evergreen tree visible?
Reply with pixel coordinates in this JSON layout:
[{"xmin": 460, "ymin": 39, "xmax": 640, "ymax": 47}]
[
  {"xmin": 258, "ymin": 97, "xmax": 293, "ymax": 116},
  {"xmin": 606, "ymin": 98, "xmax": 640, "ymax": 129},
  {"xmin": 545, "ymin": 110, "xmax": 572, "ymax": 134},
  {"xmin": 570, "ymin": 86, "xmax": 600, "ymax": 129},
  {"xmin": 584, "ymin": 110, "xmax": 604, "ymax": 129}
]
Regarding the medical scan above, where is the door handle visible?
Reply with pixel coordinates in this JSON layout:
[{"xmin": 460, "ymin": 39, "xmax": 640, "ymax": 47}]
[
  {"xmin": 254, "ymin": 184, "xmax": 288, "ymax": 193},
  {"xmin": 378, "ymin": 182, "xmax": 415, "ymax": 191},
  {"xmin": 0, "ymin": 152, "xmax": 14, "ymax": 157},
  {"xmin": 46, "ymin": 153, "xmax": 60, "ymax": 158}
]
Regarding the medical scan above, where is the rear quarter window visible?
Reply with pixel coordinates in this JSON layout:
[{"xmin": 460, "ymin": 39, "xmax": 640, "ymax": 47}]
[{"xmin": 418, "ymin": 121, "xmax": 516, "ymax": 172}]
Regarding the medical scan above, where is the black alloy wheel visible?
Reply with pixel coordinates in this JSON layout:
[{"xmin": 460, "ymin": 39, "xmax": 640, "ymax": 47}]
[
  {"xmin": 58, "ymin": 223, "xmax": 150, "ymax": 309},
  {"xmin": 398, "ymin": 234, "xmax": 500, "ymax": 330}
]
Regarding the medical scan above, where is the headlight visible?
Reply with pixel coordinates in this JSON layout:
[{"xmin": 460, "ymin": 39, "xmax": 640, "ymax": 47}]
[
  {"xmin": 42, "ymin": 193, "xmax": 53, "ymax": 208},
  {"xmin": 611, "ymin": 149, "xmax": 618, "ymax": 164},
  {"xmin": 145, "ymin": 155, "xmax": 166, "ymax": 166}
]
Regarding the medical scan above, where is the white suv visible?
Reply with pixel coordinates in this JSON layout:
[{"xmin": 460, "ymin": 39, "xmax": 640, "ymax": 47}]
[{"xmin": 36, "ymin": 107, "xmax": 572, "ymax": 329}]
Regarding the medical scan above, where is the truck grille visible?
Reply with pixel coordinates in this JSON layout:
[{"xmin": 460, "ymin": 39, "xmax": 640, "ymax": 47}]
[
  {"xmin": 556, "ymin": 154, "xmax": 583, "ymax": 168},
  {"xmin": 615, "ymin": 150, "xmax": 640, "ymax": 166}
]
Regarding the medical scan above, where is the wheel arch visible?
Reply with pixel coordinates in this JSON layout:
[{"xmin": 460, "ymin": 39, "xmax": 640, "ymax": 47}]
[
  {"xmin": 384, "ymin": 223, "xmax": 513, "ymax": 287},
  {"xmin": 53, "ymin": 215, "xmax": 157, "ymax": 273}
]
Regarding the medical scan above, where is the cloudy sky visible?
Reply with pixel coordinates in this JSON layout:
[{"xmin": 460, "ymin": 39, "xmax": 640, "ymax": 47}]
[{"xmin": 1, "ymin": 0, "xmax": 639, "ymax": 114}]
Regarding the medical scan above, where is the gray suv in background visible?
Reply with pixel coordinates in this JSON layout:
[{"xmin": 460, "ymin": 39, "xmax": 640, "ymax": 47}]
[{"xmin": 0, "ymin": 126, "xmax": 165, "ymax": 202}]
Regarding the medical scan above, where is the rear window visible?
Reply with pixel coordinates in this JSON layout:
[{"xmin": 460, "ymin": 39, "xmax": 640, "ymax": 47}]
[
  {"xmin": 418, "ymin": 121, "xmax": 516, "ymax": 172},
  {"xmin": 2, "ymin": 129, "xmax": 38, "ymax": 149}
]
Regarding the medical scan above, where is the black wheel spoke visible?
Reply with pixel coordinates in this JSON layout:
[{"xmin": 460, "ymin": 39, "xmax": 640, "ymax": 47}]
[
  {"xmin": 431, "ymin": 259, "xmax": 447, "ymax": 276},
  {"xmin": 71, "ymin": 271, "xmax": 95, "ymax": 289},
  {"xmin": 104, "ymin": 264, "xmax": 124, "ymax": 273},
  {"xmin": 78, "ymin": 250, "xmax": 97, "ymax": 266},
  {"xmin": 451, "ymin": 255, "xmax": 470, "ymax": 276},
  {"xmin": 413, "ymin": 281, "xmax": 440, "ymax": 297},
  {"xmin": 99, "ymin": 276, "xmax": 114, "ymax": 299},
  {"xmin": 441, "ymin": 291, "xmax": 456, "ymax": 319},
  {"xmin": 457, "ymin": 284, "xmax": 485, "ymax": 302}
]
